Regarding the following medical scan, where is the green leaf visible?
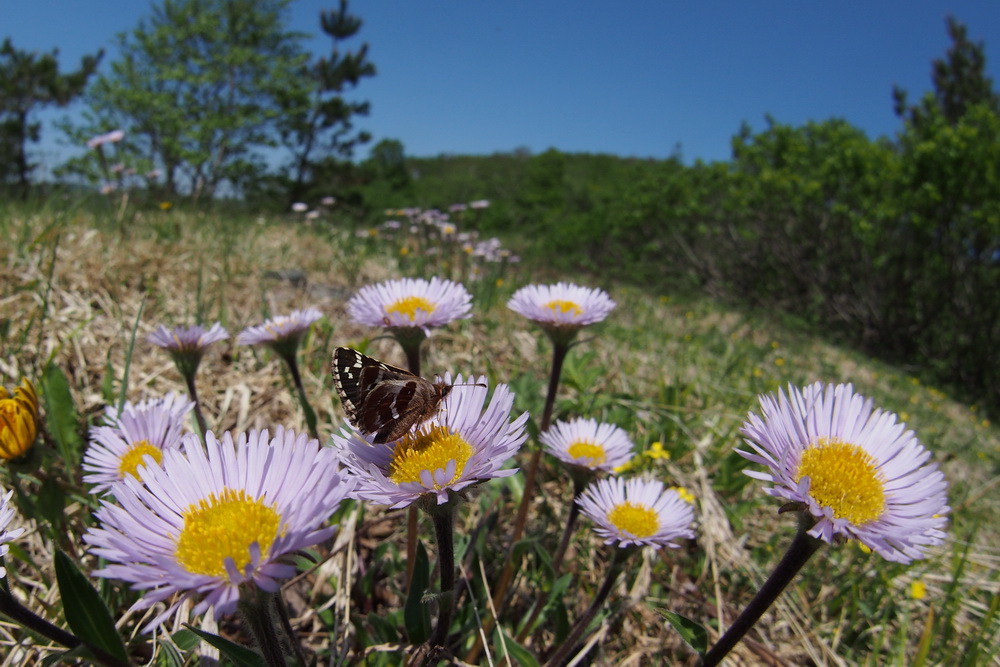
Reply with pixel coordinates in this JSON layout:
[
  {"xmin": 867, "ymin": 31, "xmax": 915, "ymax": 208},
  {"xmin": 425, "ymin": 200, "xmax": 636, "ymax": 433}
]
[
  {"xmin": 661, "ymin": 610, "xmax": 708, "ymax": 656},
  {"xmin": 35, "ymin": 475, "xmax": 67, "ymax": 533},
  {"xmin": 402, "ymin": 540, "xmax": 431, "ymax": 644},
  {"xmin": 186, "ymin": 626, "xmax": 267, "ymax": 667},
  {"xmin": 116, "ymin": 298, "xmax": 145, "ymax": 417},
  {"xmin": 40, "ymin": 363, "xmax": 83, "ymax": 468},
  {"xmin": 494, "ymin": 627, "xmax": 540, "ymax": 667},
  {"xmin": 54, "ymin": 550, "xmax": 128, "ymax": 663}
]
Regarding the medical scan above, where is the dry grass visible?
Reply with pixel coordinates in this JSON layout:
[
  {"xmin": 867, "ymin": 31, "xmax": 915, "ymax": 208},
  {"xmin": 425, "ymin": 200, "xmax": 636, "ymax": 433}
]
[{"xmin": 2, "ymin": 206, "xmax": 999, "ymax": 665}]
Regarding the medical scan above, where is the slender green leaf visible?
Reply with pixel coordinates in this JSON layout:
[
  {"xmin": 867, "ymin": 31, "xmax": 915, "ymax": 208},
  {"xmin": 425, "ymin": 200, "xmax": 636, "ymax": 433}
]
[
  {"xmin": 41, "ymin": 363, "xmax": 83, "ymax": 467},
  {"xmin": 495, "ymin": 627, "xmax": 540, "ymax": 667},
  {"xmin": 661, "ymin": 610, "xmax": 708, "ymax": 656},
  {"xmin": 116, "ymin": 298, "xmax": 145, "ymax": 416},
  {"xmin": 186, "ymin": 626, "xmax": 266, "ymax": 667},
  {"xmin": 54, "ymin": 550, "xmax": 128, "ymax": 663}
]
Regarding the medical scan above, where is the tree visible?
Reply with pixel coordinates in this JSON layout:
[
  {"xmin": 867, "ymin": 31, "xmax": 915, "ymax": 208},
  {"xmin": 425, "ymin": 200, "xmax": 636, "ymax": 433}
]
[
  {"xmin": 0, "ymin": 39, "xmax": 101, "ymax": 194},
  {"xmin": 67, "ymin": 0, "xmax": 310, "ymax": 199},
  {"xmin": 276, "ymin": 0, "xmax": 376, "ymax": 206},
  {"xmin": 893, "ymin": 16, "xmax": 1000, "ymax": 128}
]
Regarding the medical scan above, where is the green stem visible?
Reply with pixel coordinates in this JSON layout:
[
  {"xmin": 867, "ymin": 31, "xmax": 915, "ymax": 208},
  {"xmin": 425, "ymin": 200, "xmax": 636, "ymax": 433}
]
[
  {"xmin": 283, "ymin": 353, "xmax": 319, "ymax": 441},
  {"xmin": 183, "ymin": 372, "xmax": 210, "ymax": 441},
  {"xmin": 702, "ymin": 514, "xmax": 823, "ymax": 666},
  {"xmin": 426, "ymin": 499, "xmax": 457, "ymax": 649},
  {"xmin": 239, "ymin": 587, "xmax": 287, "ymax": 667}
]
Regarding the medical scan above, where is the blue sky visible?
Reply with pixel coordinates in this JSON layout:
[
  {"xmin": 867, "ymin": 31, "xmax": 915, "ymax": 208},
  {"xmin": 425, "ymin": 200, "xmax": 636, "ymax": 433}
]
[{"xmin": 5, "ymin": 0, "xmax": 1000, "ymax": 174}]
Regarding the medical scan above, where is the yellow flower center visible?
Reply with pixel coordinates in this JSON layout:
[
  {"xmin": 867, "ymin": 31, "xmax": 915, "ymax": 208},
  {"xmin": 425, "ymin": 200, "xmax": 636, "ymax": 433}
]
[
  {"xmin": 175, "ymin": 489, "xmax": 281, "ymax": 577},
  {"xmin": 795, "ymin": 437, "xmax": 886, "ymax": 525},
  {"xmin": 385, "ymin": 296, "xmax": 437, "ymax": 322},
  {"xmin": 117, "ymin": 440, "xmax": 164, "ymax": 479},
  {"xmin": 544, "ymin": 300, "xmax": 582, "ymax": 317},
  {"xmin": 607, "ymin": 501, "xmax": 659, "ymax": 538},
  {"xmin": 566, "ymin": 439, "xmax": 606, "ymax": 467},
  {"xmin": 388, "ymin": 426, "xmax": 473, "ymax": 487}
]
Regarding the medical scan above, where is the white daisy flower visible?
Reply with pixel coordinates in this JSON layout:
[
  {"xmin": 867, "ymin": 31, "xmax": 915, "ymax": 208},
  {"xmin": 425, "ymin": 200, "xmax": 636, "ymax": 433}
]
[
  {"xmin": 331, "ymin": 375, "xmax": 528, "ymax": 508},
  {"xmin": 738, "ymin": 382, "xmax": 950, "ymax": 563},
  {"xmin": 577, "ymin": 477, "xmax": 695, "ymax": 550},
  {"xmin": 236, "ymin": 308, "xmax": 323, "ymax": 349},
  {"xmin": 84, "ymin": 428, "xmax": 355, "ymax": 630},
  {"xmin": 346, "ymin": 277, "xmax": 472, "ymax": 334},
  {"xmin": 541, "ymin": 418, "xmax": 634, "ymax": 473},
  {"xmin": 84, "ymin": 393, "xmax": 194, "ymax": 495},
  {"xmin": 507, "ymin": 282, "xmax": 615, "ymax": 330}
]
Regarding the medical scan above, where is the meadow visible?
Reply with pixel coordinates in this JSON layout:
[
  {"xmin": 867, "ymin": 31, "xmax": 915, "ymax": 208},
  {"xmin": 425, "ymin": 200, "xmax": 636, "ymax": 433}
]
[{"xmin": 1, "ymin": 198, "xmax": 998, "ymax": 665}]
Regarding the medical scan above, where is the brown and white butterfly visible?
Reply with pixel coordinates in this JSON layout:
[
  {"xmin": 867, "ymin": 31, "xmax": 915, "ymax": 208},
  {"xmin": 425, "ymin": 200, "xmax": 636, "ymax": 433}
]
[{"xmin": 331, "ymin": 347, "xmax": 452, "ymax": 444}]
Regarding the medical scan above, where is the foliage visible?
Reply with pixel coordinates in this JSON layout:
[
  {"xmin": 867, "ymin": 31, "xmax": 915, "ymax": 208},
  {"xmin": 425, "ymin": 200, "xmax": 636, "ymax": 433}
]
[
  {"xmin": 0, "ymin": 39, "xmax": 101, "ymax": 195},
  {"xmin": 272, "ymin": 0, "xmax": 376, "ymax": 208},
  {"xmin": 61, "ymin": 0, "xmax": 311, "ymax": 200}
]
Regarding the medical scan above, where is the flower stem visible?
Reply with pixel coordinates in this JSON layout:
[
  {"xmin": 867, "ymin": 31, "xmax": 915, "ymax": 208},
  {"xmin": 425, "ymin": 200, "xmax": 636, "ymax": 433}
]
[
  {"xmin": 426, "ymin": 499, "xmax": 457, "ymax": 649},
  {"xmin": 239, "ymin": 587, "xmax": 288, "ymax": 667},
  {"xmin": 283, "ymin": 353, "xmax": 319, "ymax": 442},
  {"xmin": 544, "ymin": 546, "xmax": 631, "ymax": 667},
  {"xmin": 396, "ymin": 334, "xmax": 425, "ymax": 593},
  {"xmin": 702, "ymin": 514, "xmax": 823, "ymax": 666},
  {"xmin": 0, "ymin": 586, "xmax": 130, "ymax": 667},
  {"xmin": 183, "ymin": 372, "xmax": 210, "ymax": 440}
]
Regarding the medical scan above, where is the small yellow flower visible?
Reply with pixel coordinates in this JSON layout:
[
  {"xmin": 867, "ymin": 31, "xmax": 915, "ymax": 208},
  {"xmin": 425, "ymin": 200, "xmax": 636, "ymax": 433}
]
[
  {"xmin": 159, "ymin": 201, "xmax": 172, "ymax": 211},
  {"xmin": 495, "ymin": 278, "xmax": 504, "ymax": 288},
  {"xmin": 643, "ymin": 441, "xmax": 670, "ymax": 461},
  {"xmin": 0, "ymin": 379, "xmax": 40, "ymax": 460},
  {"xmin": 770, "ymin": 341, "xmax": 780, "ymax": 349},
  {"xmin": 981, "ymin": 419, "xmax": 990, "ymax": 428},
  {"xmin": 671, "ymin": 486, "xmax": 695, "ymax": 504},
  {"xmin": 399, "ymin": 246, "xmax": 410, "ymax": 256},
  {"xmin": 752, "ymin": 367, "xmax": 764, "ymax": 378},
  {"xmin": 659, "ymin": 295, "xmax": 670, "ymax": 304},
  {"xmin": 900, "ymin": 411, "xmax": 910, "ymax": 422},
  {"xmin": 910, "ymin": 579, "xmax": 926, "ymax": 600},
  {"xmin": 774, "ymin": 357, "xmax": 785, "ymax": 367},
  {"xmin": 612, "ymin": 459, "xmax": 633, "ymax": 474}
]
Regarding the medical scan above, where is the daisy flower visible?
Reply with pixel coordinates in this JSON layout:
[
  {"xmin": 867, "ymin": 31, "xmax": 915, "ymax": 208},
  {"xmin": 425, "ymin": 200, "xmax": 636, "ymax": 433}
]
[
  {"xmin": 85, "ymin": 393, "xmax": 194, "ymax": 494},
  {"xmin": 332, "ymin": 375, "xmax": 528, "ymax": 508},
  {"xmin": 0, "ymin": 378, "xmax": 39, "ymax": 460},
  {"xmin": 84, "ymin": 427, "xmax": 355, "ymax": 630},
  {"xmin": 738, "ymin": 382, "xmax": 949, "ymax": 563},
  {"xmin": 542, "ymin": 417, "xmax": 634, "ymax": 473},
  {"xmin": 577, "ymin": 477, "xmax": 695, "ymax": 550},
  {"xmin": 0, "ymin": 489, "xmax": 26, "ymax": 579},
  {"xmin": 507, "ymin": 282, "xmax": 615, "ymax": 340},
  {"xmin": 236, "ymin": 308, "xmax": 323, "ymax": 352},
  {"xmin": 346, "ymin": 277, "xmax": 472, "ymax": 334},
  {"xmin": 148, "ymin": 322, "xmax": 229, "ymax": 370}
]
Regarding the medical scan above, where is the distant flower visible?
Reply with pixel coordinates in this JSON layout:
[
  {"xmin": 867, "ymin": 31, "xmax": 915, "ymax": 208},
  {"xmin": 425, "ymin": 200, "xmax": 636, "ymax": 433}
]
[
  {"xmin": 84, "ymin": 427, "xmax": 355, "ymax": 630},
  {"xmin": 159, "ymin": 201, "xmax": 172, "ymax": 211},
  {"xmin": 508, "ymin": 282, "xmax": 616, "ymax": 343},
  {"xmin": 99, "ymin": 183, "xmax": 115, "ymax": 195},
  {"xmin": 739, "ymin": 382, "xmax": 950, "ymax": 564},
  {"xmin": 0, "ymin": 379, "xmax": 39, "ymax": 460},
  {"xmin": 149, "ymin": 322, "xmax": 230, "ymax": 378},
  {"xmin": 84, "ymin": 393, "xmax": 195, "ymax": 495},
  {"xmin": 577, "ymin": 477, "xmax": 695, "ymax": 550},
  {"xmin": 542, "ymin": 418, "xmax": 634, "ymax": 473},
  {"xmin": 449, "ymin": 203, "xmax": 468, "ymax": 213},
  {"xmin": 332, "ymin": 375, "xmax": 528, "ymax": 508},
  {"xmin": 146, "ymin": 169, "xmax": 162, "ymax": 180},
  {"xmin": 440, "ymin": 222, "xmax": 457, "ymax": 236},
  {"xmin": 469, "ymin": 199, "xmax": 490, "ymax": 209},
  {"xmin": 347, "ymin": 277, "xmax": 472, "ymax": 334},
  {"xmin": 0, "ymin": 489, "xmax": 25, "ymax": 579},
  {"xmin": 320, "ymin": 196, "xmax": 336, "ymax": 206},
  {"xmin": 237, "ymin": 309, "xmax": 322, "ymax": 351},
  {"xmin": 305, "ymin": 210, "xmax": 320, "ymax": 220},
  {"xmin": 86, "ymin": 129, "xmax": 125, "ymax": 149},
  {"xmin": 110, "ymin": 162, "xmax": 125, "ymax": 174},
  {"xmin": 291, "ymin": 202, "xmax": 308, "ymax": 213}
]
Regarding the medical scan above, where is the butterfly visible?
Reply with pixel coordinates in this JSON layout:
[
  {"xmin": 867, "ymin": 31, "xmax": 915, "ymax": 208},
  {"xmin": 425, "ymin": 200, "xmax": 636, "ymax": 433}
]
[{"xmin": 331, "ymin": 347, "xmax": 453, "ymax": 444}]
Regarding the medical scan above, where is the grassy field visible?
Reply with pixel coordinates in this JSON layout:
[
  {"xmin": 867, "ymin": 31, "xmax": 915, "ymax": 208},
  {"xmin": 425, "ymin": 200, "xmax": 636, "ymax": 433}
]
[{"xmin": 1, "ymin": 201, "xmax": 998, "ymax": 665}]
